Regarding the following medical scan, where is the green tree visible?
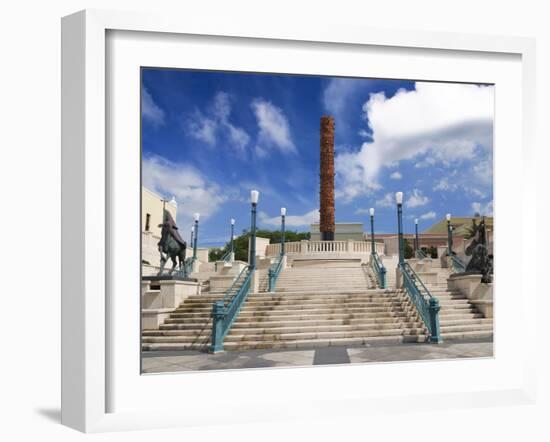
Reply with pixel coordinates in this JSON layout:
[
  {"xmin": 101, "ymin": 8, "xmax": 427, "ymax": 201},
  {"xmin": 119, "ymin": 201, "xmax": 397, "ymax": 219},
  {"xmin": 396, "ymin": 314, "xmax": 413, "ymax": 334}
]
[
  {"xmin": 208, "ymin": 228, "xmax": 310, "ymax": 263},
  {"xmin": 404, "ymin": 238, "xmax": 414, "ymax": 259},
  {"xmin": 427, "ymin": 246, "xmax": 438, "ymax": 258},
  {"xmin": 209, "ymin": 247, "xmax": 224, "ymax": 262}
]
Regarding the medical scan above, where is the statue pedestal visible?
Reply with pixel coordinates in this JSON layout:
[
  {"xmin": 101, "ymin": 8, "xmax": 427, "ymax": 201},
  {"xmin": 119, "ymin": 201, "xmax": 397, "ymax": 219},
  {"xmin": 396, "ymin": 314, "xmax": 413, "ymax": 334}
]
[
  {"xmin": 448, "ymin": 273, "xmax": 493, "ymax": 318},
  {"xmin": 141, "ymin": 278, "xmax": 201, "ymax": 330}
]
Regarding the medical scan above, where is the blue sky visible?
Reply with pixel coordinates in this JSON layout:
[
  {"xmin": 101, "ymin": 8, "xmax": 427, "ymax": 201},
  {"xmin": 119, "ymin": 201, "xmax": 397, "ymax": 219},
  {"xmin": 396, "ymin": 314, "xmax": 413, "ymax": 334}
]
[{"xmin": 142, "ymin": 68, "xmax": 494, "ymax": 247}]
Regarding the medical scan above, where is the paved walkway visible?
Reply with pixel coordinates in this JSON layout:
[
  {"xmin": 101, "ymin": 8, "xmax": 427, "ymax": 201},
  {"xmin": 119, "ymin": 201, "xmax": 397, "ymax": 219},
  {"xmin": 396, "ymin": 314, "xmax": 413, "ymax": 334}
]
[{"xmin": 141, "ymin": 339, "xmax": 493, "ymax": 373}]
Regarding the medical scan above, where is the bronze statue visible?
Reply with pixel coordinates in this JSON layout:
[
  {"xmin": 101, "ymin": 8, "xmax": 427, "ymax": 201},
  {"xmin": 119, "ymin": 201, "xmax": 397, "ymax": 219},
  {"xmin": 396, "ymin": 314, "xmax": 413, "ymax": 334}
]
[
  {"xmin": 157, "ymin": 209, "xmax": 187, "ymax": 275},
  {"xmin": 465, "ymin": 217, "xmax": 493, "ymax": 283}
]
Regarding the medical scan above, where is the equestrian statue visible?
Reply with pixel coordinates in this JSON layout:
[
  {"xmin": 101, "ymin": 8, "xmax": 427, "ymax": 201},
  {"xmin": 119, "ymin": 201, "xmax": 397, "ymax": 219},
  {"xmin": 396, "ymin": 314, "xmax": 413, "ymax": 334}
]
[
  {"xmin": 464, "ymin": 217, "xmax": 493, "ymax": 283},
  {"xmin": 157, "ymin": 209, "xmax": 187, "ymax": 276}
]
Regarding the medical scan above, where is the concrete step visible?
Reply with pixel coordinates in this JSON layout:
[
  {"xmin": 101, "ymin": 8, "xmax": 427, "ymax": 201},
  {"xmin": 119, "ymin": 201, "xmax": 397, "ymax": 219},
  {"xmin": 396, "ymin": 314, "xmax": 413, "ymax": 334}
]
[
  {"xmin": 147, "ymin": 322, "xmax": 425, "ymax": 339},
  {"xmin": 232, "ymin": 317, "xmax": 420, "ymax": 329},
  {"xmin": 248, "ymin": 290, "xmax": 389, "ymax": 299},
  {"xmin": 441, "ymin": 330, "xmax": 493, "ymax": 340},
  {"xmin": 225, "ymin": 328, "xmax": 426, "ymax": 343},
  {"xmin": 142, "ymin": 342, "xmax": 209, "ymax": 351},
  {"xmin": 239, "ymin": 300, "xmax": 411, "ymax": 310},
  {"xmin": 223, "ymin": 334, "xmax": 429, "ymax": 351},
  {"xmin": 440, "ymin": 324, "xmax": 494, "ymax": 333},
  {"xmin": 159, "ymin": 322, "xmax": 213, "ymax": 330},
  {"xmin": 274, "ymin": 284, "xmax": 371, "ymax": 291},
  {"xmin": 438, "ymin": 312, "xmax": 484, "ymax": 320},
  {"xmin": 236, "ymin": 306, "xmax": 409, "ymax": 317},
  {"xmin": 233, "ymin": 312, "xmax": 417, "ymax": 323},
  {"xmin": 439, "ymin": 318, "xmax": 492, "ymax": 326}
]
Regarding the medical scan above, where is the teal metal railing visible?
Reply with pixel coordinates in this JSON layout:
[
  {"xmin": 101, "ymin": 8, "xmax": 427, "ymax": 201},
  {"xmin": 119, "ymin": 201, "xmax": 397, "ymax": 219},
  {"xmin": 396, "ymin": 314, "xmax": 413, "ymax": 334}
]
[
  {"xmin": 210, "ymin": 266, "xmax": 253, "ymax": 352},
  {"xmin": 450, "ymin": 254, "xmax": 466, "ymax": 273},
  {"xmin": 267, "ymin": 256, "xmax": 284, "ymax": 292},
  {"xmin": 371, "ymin": 252, "xmax": 387, "ymax": 289},
  {"xmin": 173, "ymin": 256, "xmax": 195, "ymax": 278},
  {"xmin": 183, "ymin": 256, "xmax": 195, "ymax": 277},
  {"xmin": 214, "ymin": 249, "xmax": 233, "ymax": 272},
  {"xmin": 416, "ymin": 249, "xmax": 427, "ymax": 259},
  {"xmin": 399, "ymin": 262, "xmax": 442, "ymax": 343}
]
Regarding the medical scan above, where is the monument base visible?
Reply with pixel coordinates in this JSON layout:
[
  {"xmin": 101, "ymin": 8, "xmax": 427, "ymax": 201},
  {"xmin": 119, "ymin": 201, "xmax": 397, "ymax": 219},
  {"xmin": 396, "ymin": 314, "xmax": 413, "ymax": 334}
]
[{"xmin": 141, "ymin": 278, "xmax": 202, "ymax": 330}]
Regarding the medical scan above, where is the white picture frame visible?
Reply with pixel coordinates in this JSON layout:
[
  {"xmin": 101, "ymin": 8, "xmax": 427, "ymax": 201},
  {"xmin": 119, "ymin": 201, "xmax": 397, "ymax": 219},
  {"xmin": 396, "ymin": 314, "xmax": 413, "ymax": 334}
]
[{"xmin": 61, "ymin": 9, "xmax": 537, "ymax": 433}]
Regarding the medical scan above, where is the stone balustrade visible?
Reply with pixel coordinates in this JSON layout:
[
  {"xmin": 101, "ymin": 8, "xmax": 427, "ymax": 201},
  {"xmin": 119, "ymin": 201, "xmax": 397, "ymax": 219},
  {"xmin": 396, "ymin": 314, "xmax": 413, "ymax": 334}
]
[{"xmin": 265, "ymin": 239, "xmax": 385, "ymax": 257}]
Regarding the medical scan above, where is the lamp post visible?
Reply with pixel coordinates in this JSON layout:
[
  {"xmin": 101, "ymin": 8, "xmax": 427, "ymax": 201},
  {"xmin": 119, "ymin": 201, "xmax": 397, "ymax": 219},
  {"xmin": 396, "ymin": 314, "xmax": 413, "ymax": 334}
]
[
  {"xmin": 396, "ymin": 192, "xmax": 404, "ymax": 265},
  {"xmin": 369, "ymin": 208, "xmax": 376, "ymax": 256},
  {"xmin": 193, "ymin": 213, "xmax": 200, "ymax": 260},
  {"xmin": 249, "ymin": 190, "xmax": 259, "ymax": 269},
  {"xmin": 414, "ymin": 218, "xmax": 419, "ymax": 253},
  {"xmin": 230, "ymin": 218, "xmax": 235, "ymax": 255},
  {"xmin": 446, "ymin": 213, "xmax": 453, "ymax": 256},
  {"xmin": 280, "ymin": 207, "xmax": 286, "ymax": 256},
  {"xmin": 190, "ymin": 226, "xmax": 194, "ymax": 250}
]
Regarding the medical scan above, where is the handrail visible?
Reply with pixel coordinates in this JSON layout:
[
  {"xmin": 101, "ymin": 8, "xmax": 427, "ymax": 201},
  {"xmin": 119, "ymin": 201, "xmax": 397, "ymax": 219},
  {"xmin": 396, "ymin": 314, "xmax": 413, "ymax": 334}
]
[
  {"xmin": 210, "ymin": 266, "xmax": 253, "ymax": 352},
  {"xmin": 267, "ymin": 255, "xmax": 284, "ymax": 292},
  {"xmin": 371, "ymin": 252, "xmax": 387, "ymax": 289},
  {"xmin": 450, "ymin": 254, "xmax": 466, "ymax": 273},
  {"xmin": 220, "ymin": 249, "xmax": 232, "ymax": 262},
  {"xmin": 399, "ymin": 262, "xmax": 442, "ymax": 343},
  {"xmin": 172, "ymin": 256, "xmax": 195, "ymax": 278},
  {"xmin": 416, "ymin": 249, "xmax": 427, "ymax": 259},
  {"xmin": 214, "ymin": 249, "xmax": 233, "ymax": 272}
]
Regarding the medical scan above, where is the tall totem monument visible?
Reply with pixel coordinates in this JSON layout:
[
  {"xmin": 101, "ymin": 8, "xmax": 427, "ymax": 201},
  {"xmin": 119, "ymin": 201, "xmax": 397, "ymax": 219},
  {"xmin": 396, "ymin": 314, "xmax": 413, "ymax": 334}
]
[{"xmin": 320, "ymin": 116, "xmax": 335, "ymax": 241}]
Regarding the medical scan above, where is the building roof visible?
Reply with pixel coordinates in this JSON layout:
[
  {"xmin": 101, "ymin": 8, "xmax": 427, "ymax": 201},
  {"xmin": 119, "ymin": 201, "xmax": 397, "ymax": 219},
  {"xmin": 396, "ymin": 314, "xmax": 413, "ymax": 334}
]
[{"xmin": 423, "ymin": 216, "xmax": 493, "ymax": 235}]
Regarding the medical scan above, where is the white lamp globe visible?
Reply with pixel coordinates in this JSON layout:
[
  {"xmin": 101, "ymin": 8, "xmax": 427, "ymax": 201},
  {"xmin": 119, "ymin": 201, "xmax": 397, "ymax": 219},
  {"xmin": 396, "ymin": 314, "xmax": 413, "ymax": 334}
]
[
  {"xmin": 415, "ymin": 218, "xmax": 418, "ymax": 225},
  {"xmin": 194, "ymin": 213, "xmax": 200, "ymax": 222},
  {"xmin": 250, "ymin": 190, "xmax": 259, "ymax": 204},
  {"xmin": 395, "ymin": 192, "xmax": 403, "ymax": 205},
  {"xmin": 281, "ymin": 207, "xmax": 287, "ymax": 216},
  {"xmin": 230, "ymin": 218, "xmax": 235, "ymax": 225},
  {"xmin": 446, "ymin": 213, "xmax": 451, "ymax": 221},
  {"xmin": 369, "ymin": 208, "xmax": 375, "ymax": 217}
]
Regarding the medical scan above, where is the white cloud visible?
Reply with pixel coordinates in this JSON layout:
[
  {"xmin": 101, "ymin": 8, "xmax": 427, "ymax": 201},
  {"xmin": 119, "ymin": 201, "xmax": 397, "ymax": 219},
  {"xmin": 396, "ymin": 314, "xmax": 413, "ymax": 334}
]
[
  {"xmin": 323, "ymin": 78, "xmax": 364, "ymax": 120},
  {"xmin": 259, "ymin": 209, "xmax": 319, "ymax": 227},
  {"xmin": 355, "ymin": 208, "xmax": 371, "ymax": 215},
  {"xmin": 251, "ymin": 99, "xmax": 296, "ymax": 154},
  {"xmin": 433, "ymin": 177, "xmax": 457, "ymax": 192},
  {"xmin": 185, "ymin": 92, "xmax": 250, "ymax": 153},
  {"xmin": 187, "ymin": 110, "xmax": 217, "ymax": 145},
  {"xmin": 142, "ymin": 155, "xmax": 228, "ymax": 226},
  {"xmin": 405, "ymin": 189, "xmax": 429, "ymax": 208},
  {"xmin": 471, "ymin": 200, "xmax": 493, "ymax": 216},
  {"xmin": 142, "ymin": 88, "xmax": 165, "ymax": 126},
  {"xmin": 419, "ymin": 211, "xmax": 437, "ymax": 220},
  {"xmin": 390, "ymin": 171, "xmax": 402, "ymax": 180},
  {"xmin": 376, "ymin": 193, "xmax": 394, "ymax": 208},
  {"xmin": 335, "ymin": 82, "xmax": 494, "ymax": 201}
]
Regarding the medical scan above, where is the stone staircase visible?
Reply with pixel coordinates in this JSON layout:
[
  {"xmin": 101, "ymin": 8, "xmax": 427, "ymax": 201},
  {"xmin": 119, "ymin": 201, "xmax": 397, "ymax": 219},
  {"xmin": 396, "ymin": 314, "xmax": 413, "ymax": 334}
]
[
  {"xmin": 142, "ymin": 292, "xmax": 221, "ymax": 351},
  {"xmin": 141, "ymin": 259, "xmax": 492, "ymax": 352},
  {"xmin": 223, "ymin": 289, "xmax": 428, "ymax": 350},
  {"xmin": 142, "ymin": 262, "xmax": 429, "ymax": 351},
  {"xmin": 422, "ymin": 280, "xmax": 493, "ymax": 341}
]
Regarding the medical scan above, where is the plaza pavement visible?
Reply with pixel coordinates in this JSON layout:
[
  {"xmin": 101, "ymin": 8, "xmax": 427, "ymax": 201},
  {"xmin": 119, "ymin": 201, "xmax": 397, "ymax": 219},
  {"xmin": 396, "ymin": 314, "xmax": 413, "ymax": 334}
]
[{"xmin": 141, "ymin": 338, "xmax": 493, "ymax": 373}]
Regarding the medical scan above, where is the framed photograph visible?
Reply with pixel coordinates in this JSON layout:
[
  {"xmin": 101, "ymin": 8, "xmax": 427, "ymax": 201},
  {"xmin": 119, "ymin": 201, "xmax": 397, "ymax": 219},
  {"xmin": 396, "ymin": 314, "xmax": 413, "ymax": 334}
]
[{"xmin": 61, "ymin": 9, "xmax": 537, "ymax": 433}]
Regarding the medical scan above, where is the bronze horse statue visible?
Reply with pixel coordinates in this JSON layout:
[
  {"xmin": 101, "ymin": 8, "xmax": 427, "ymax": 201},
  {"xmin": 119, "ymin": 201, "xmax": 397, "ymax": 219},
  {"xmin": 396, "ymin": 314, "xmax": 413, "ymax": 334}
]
[{"xmin": 157, "ymin": 209, "xmax": 187, "ymax": 275}]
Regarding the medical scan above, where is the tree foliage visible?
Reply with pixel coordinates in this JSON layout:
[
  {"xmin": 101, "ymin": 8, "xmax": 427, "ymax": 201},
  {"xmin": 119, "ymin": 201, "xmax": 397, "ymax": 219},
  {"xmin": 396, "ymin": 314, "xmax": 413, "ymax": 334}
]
[
  {"xmin": 208, "ymin": 229, "xmax": 310, "ymax": 263},
  {"xmin": 404, "ymin": 238, "xmax": 414, "ymax": 259}
]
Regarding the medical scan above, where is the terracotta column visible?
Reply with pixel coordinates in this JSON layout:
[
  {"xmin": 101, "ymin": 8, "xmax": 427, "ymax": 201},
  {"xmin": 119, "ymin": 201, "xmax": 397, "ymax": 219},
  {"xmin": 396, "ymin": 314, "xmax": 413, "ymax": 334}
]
[{"xmin": 320, "ymin": 116, "xmax": 335, "ymax": 241}]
